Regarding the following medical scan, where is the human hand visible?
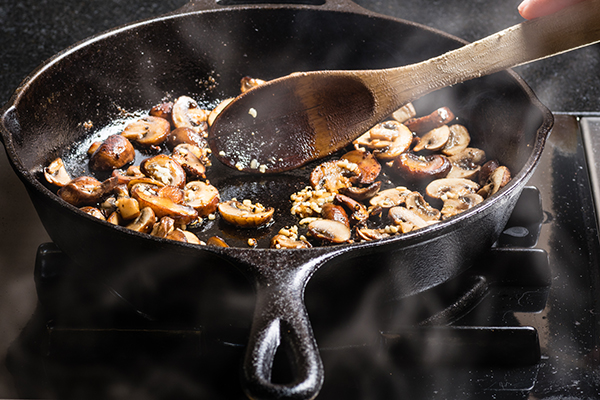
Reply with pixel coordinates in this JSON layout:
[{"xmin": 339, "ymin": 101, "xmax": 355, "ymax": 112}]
[{"xmin": 518, "ymin": 0, "xmax": 587, "ymax": 19}]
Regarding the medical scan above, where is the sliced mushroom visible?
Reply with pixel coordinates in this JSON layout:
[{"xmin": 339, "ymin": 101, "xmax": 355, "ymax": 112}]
[
  {"xmin": 388, "ymin": 206, "xmax": 429, "ymax": 232},
  {"xmin": 340, "ymin": 150, "xmax": 381, "ymax": 184},
  {"xmin": 369, "ymin": 187, "xmax": 412, "ymax": 208},
  {"xmin": 172, "ymin": 96, "xmax": 210, "ymax": 134},
  {"xmin": 218, "ymin": 199, "xmax": 274, "ymax": 229},
  {"xmin": 391, "ymin": 152, "xmax": 451, "ymax": 181},
  {"xmin": 477, "ymin": 166, "xmax": 511, "ymax": 198},
  {"xmin": 356, "ymin": 227, "xmax": 393, "ymax": 241},
  {"xmin": 130, "ymin": 182, "xmax": 198, "ymax": 225},
  {"xmin": 310, "ymin": 159, "xmax": 362, "ymax": 193},
  {"xmin": 80, "ymin": 206, "xmax": 106, "ymax": 220},
  {"xmin": 156, "ymin": 185, "xmax": 185, "ymax": 204},
  {"xmin": 151, "ymin": 216, "xmax": 176, "ymax": 238},
  {"xmin": 207, "ymin": 98, "xmax": 234, "ymax": 127},
  {"xmin": 207, "ymin": 236, "xmax": 230, "ymax": 247},
  {"xmin": 112, "ymin": 165, "xmax": 145, "ymax": 185},
  {"xmin": 166, "ymin": 127, "xmax": 209, "ymax": 150},
  {"xmin": 44, "ymin": 158, "xmax": 72, "ymax": 187},
  {"xmin": 413, "ymin": 125, "xmax": 450, "ymax": 152},
  {"xmin": 89, "ymin": 134, "xmax": 135, "ymax": 172},
  {"xmin": 404, "ymin": 106, "xmax": 455, "ymax": 135},
  {"xmin": 446, "ymin": 147, "xmax": 487, "ymax": 179},
  {"xmin": 171, "ymin": 144, "xmax": 207, "ymax": 179},
  {"xmin": 405, "ymin": 191, "xmax": 441, "ymax": 222},
  {"xmin": 126, "ymin": 206, "xmax": 157, "ymax": 234},
  {"xmin": 120, "ymin": 116, "xmax": 170, "ymax": 147},
  {"xmin": 391, "ymin": 102, "xmax": 416, "ymax": 123},
  {"xmin": 426, "ymin": 178, "xmax": 480, "ymax": 200},
  {"xmin": 441, "ymin": 193, "xmax": 484, "ymax": 219},
  {"xmin": 87, "ymin": 141, "xmax": 102, "ymax": 156},
  {"xmin": 149, "ymin": 102, "xmax": 173, "ymax": 124},
  {"xmin": 179, "ymin": 230, "xmax": 203, "ymax": 245},
  {"xmin": 442, "ymin": 124, "xmax": 471, "ymax": 156},
  {"xmin": 115, "ymin": 196, "xmax": 141, "ymax": 220},
  {"xmin": 107, "ymin": 211, "xmax": 122, "ymax": 225},
  {"xmin": 321, "ymin": 203, "xmax": 350, "ymax": 227},
  {"xmin": 354, "ymin": 120, "xmax": 413, "ymax": 160},
  {"xmin": 478, "ymin": 159, "xmax": 501, "ymax": 186},
  {"xmin": 240, "ymin": 76, "xmax": 266, "ymax": 93},
  {"xmin": 183, "ymin": 180, "xmax": 220, "ymax": 217},
  {"xmin": 58, "ymin": 176, "xmax": 118, "ymax": 207},
  {"xmin": 307, "ymin": 219, "xmax": 352, "ymax": 244},
  {"xmin": 140, "ymin": 154, "xmax": 187, "ymax": 188},
  {"xmin": 335, "ymin": 194, "xmax": 369, "ymax": 225},
  {"xmin": 339, "ymin": 181, "xmax": 381, "ymax": 201}
]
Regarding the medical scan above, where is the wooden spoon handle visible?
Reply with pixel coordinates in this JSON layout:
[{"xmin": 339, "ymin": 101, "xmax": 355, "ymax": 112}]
[{"xmin": 383, "ymin": 0, "xmax": 600, "ymax": 106}]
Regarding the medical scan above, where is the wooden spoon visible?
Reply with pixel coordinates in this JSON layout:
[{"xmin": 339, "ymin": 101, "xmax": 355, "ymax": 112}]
[{"xmin": 208, "ymin": 0, "xmax": 600, "ymax": 173}]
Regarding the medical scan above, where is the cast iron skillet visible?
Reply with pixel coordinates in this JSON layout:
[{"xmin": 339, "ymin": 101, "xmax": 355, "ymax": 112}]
[{"xmin": 0, "ymin": 0, "xmax": 552, "ymax": 399}]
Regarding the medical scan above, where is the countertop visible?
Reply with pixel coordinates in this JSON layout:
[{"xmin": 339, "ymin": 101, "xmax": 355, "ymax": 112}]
[{"xmin": 0, "ymin": 0, "xmax": 599, "ymax": 398}]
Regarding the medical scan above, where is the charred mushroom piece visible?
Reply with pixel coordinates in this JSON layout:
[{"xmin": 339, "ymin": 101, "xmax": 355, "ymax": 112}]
[
  {"xmin": 126, "ymin": 206, "xmax": 157, "ymax": 234},
  {"xmin": 388, "ymin": 206, "xmax": 429, "ymax": 232},
  {"xmin": 310, "ymin": 159, "xmax": 362, "ymax": 193},
  {"xmin": 446, "ymin": 148, "xmax": 487, "ymax": 179},
  {"xmin": 404, "ymin": 106, "xmax": 455, "ymax": 135},
  {"xmin": 218, "ymin": 199, "xmax": 274, "ymax": 229},
  {"xmin": 441, "ymin": 193, "xmax": 484, "ymax": 219},
  {"xmin": 140, "ymin": 154, "xmax": 187, "ymax": 188},
  {"xmin": 405, "ymin": 191, "xmax": 441, "ymax": 222},
  {"xmin": 183, "ymin": 180, "xmax": 220, "ymax": 217},
  {"xmin": 307, "ymin": 219, "xmax": 352, "ymax": 244},
  {"xmin": 426, "ymin": 178, "xmax": 480, "ymax": 200},
  {"xmin": 391, "ymin": 152, "xmax": 451, "ymax": 181},
  {"xmin": 44, "ymin": 158, "xmax": 72, "ymax": 187},
  {"xmin": 321, "ymin": 203, "xmax": 350, "ymax": 227},
  {"xmin": 172, "ymin": 96, "xmax": 210, "ymax": 134},
  {"xmin": 120, "ymin": 116, "xmax": 170, "ymax": 147},
  {"xmin": 369, "ymin": 187, "xmax": 412, "ymax": 209},
  {"xmin": 478, "ymin": 166, "xmax": 511, "ymax": 198},
  {"xmin": 413, "ymin": 125, "xmax": 450, "ymax": 152},
  {"xmin": 130, "ymin": 182, "xmax": 198, "ymax": 225},
  {"xmin": 442, "ymin": 125, "xmax": 471, "ymax": 156},
  {"xmin": 80, "ymin": 206, "xmax": 106, "ymax": 220},
  {"xmin": 339, "ymin": 181, "xmax": 381, "ymax": 201},
  {"xmin": 391, "ymin": 103, "xmax": 416, "ymax": 123},
  {"xmin": 166, "ymin": 127, "xmax": 209, "ymax": 150},
  {"xmin": 340, "ymin": 150, "xmax": 381, "ymax": 184},
  {"xmin": 171, "ymin": 144, "xmax": 208, "ymax": 179},
  {"xmin": 58, "ymin": 176, "xmax": 118, "ymax": 207},
  {"xmin": 240, "ymin": 76, "xmax": 266, "ymax": 93},
  {"xmin": 207, "ymin": 98, "xmax": 234, "ymax": 127},
  {"xmin": 89, "ymin": 134, "xmax": 135, "ymax": 172}
]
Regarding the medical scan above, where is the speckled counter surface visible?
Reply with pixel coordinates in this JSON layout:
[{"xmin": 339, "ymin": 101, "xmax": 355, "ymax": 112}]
[{"xmin": 0, "ymin": 0, "xmax": 598, "ymax": 398}]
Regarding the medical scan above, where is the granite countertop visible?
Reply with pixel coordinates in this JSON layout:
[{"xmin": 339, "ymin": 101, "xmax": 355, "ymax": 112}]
[{"xmin": 0, "ymin": 0, "xmax": 598, "ymax": 398}]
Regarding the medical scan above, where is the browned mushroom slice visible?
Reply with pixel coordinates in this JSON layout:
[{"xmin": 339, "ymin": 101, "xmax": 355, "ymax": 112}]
[
  {"xmin": 130, "ymin": 182, "xmax": 198, "ymax": 225},
  {"xmin": 140, "ymin": 154, "xmax": 187, "ymax": 188},
  {"xmin": 391, "ymin": 152, "xmax": 451, "ymax": 181},
  {"xmin": 310, "ymin": 159, "xmax": 362, "ymax": 193},
  {"xmin": 355, "ymin": 120, "xmax": 413, "ymax": 160},
  {"xmin": 335, "ymin": 194, "xmax": 369, "ymax": 225},
  {"xmin": 307, "ymin": 219, "xmax": 351, "ymax": 244},
  {"xmin": 151, "ymin": 216, "xmax": 176, "ymax": 238},
  {"xmin": 369, "ymin": 187, "xmax": 412, "ymax": 208},
  {"xmin": 58, "ymin": 176, "xmax": 118, "ymax": 207},
  {"xmin": 478, "ymin": 159, "xmax": 501, "ymax": 186},
  {"xmin": 171, "ymin": 144, "xmax": 207, "ymax": 179},
  {"xmin": 157, "ymin": 185, "xmax": 184, "ymax": 204},
  {"xmin": 80, "ymin": 206, "xmax": 106, "ymax": 220},
  {"xmin": 126, "ymin": 206, "xmax": 157, "ymax": 234},
  {"xmin": 391, "ymin": 103, "xmax": 416, "ymax": 123},
  {"xmin": 149, "ymin": 102, "xmax": 173, "ymax": 124},
  {"xmin": 412, "ymin": 125, "xmax": 450, "ymax": 152},
  {"xmin": 441, "ymin": 193, "xmax": 484, "ymax": 219},
  {"xmin": 207, "ymin": 98, "xmax": 234, "ymax": 127},
  {"xmin": 426, "ymin": 178, "xmax": 480, "ymax": 200},
  {"xmin": 477, "ymin": 166, "xmax": 511, "ymax": 198},
  {"xmin": 87, "ymin": 141, "xmax": 102, "ymax": 156},
  {"xmin": 339, "ymin": 181, "xmax": 381, "ymax": 201},
  {"xmin": 356, "ymin": 227, "xmax": 393, "ymax": 241},
  {"xmin": 405, "ymin": 191, "xmax": 441, "ymax": 222},
  {"xmin": 120, "ymin": 116, "xmax": 170, "ymax": 147},
  {"xmin": 115, "ymin": 196, "xmax": 141, "ymax": 220},
  {"xmin": 207, "ymin": 236, "xmax": 230, "ymax": 247},
  {"xmin": 172, "ymin": 96, "xmax": 210, "ymax": 133},
  {"xmin": 388, "ymin": 206, "xmax": 429, "ymax": 232},
  {"xmin": 404, "ymin": 106, "xmax": 455, "ymax": 135},
  {"xmin": 240, "ymin": 76, "xmax": 267, "ymax": 93},
  {"xmin": 89, "ymin": 134, "xmax": 135, "ymax": 172},
  {"xmin": 442, "ymin": 124, "xmax": 471, "ymax": 156},
  {"xmin": 183, "ymin": 181, "xmax": 220, "ymax": 217},
  {"xmin": 107, "ymin": 211, "xmax": 122, "ymax": 225},
  {"xmin": 321, "ymin": 203, "xmax": 350, "ymax": 227},
  {"xmin": 340, "ymin": 150, "xmax": 381, "ymax": 184},
  {"xmin": 179, "ymin": 230, "xmax": 204, "ymax": 245},
  {"xmin": 446, "ymin": 148, "xmax": 486, "ymax": 179},
  {"xmin": 44, "ymin": 158, "xmax": 72, "ymax": 187},
  {"xmin": 112, "ymin": 165, "xmax": 145, "ymax": 185},
  {"xmin": 166, "ymin": 127, "xmax": 209, "ymax": 150},
  {"xmin": 218, "ymin": 199, "xmax": 274, "ymax": 229}
]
